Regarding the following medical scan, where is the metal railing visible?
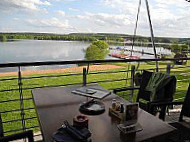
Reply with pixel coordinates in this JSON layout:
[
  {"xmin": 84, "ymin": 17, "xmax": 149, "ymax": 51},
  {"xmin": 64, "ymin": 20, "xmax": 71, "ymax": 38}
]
[{"xmin": 0, "ymin": 58, "xmax": 190, "ymax": 141}]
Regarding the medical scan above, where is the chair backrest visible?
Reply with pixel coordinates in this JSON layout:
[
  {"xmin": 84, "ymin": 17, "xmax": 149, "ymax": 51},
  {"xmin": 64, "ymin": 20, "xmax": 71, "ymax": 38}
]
[
  {"xmin": 136, "ymin": 70, "xmax": 176, "ymax": 102},
  {"xmin": 136, "ymin": 70, "xmax": 152, "ymax": 102},
  {"xmin": 179, "ymin": 83, "xmax": 190, "ymax": 121}
]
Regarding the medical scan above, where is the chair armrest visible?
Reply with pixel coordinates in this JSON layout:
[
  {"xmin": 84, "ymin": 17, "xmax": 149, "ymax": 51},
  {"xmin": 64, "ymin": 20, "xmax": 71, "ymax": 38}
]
[
  {"xmin": 0, "ymin": 130, "xmax": 34, "ymax": 142},
  {"xmin": 113, "ymin": 86, "xmax": 140, "ymax": 94},
  {"xmin": 148, "ymin": 101, "xmax": 183, "ymax": 121},
  {"xmin": 150, "ymin": 101, "xmax": 183, "ymax": 107}
]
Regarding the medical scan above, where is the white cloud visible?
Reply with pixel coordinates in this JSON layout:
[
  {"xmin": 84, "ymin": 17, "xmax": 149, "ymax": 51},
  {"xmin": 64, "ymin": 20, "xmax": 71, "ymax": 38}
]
[
  {"xmin": 26, "ymin": 17, "xmax": 70, "ymax": 28},
  {"xmin": 13, "ymin": 18, "xmax": 19, "ymax": 21},
  {"xmin": 25, "ymin": 17, "xmax": 78, "ymax": 33},
  {"xmin": 77, "ymin": 12, "xmax": 132, "ymax": 27},
  {"xmin": 55, "ymin": 10, "xmax": 66, "ymax": 17},
  {"xmin": 73, "ymin": 12, "xmax": 136, "ymax": 34},
  {"xmin": 0, "ymin": 0, "xmax": 51, "ymax": 12},
  {"xmin": 103, "ymin": 0, "xmax": 139, "ymax": 15},
  {"xmin": 49, "ymin": 0, "xmax": 60, "ymax": 2},
  {"xmin": 154, "ymin": 0, "xmax": 187, "ymax": 8},
  {"xmin": 69, "ymin": 8, "xmax": 79, "ymax": 12},
  {"xmin": 100, "ymin": 0, "xmax": 190, "ymax": 37}
]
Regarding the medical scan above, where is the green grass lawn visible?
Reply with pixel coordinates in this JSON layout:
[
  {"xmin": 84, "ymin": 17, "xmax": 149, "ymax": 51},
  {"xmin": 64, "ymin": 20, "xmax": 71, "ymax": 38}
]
[{"xmin": 0, "ymin": 62, "xmax": 189, "ymax": 135}]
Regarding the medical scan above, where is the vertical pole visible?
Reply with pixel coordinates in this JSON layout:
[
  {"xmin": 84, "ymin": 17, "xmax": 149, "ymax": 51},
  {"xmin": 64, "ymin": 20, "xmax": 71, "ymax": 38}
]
[
  {"xmin": 0, "ymin": 114, "xmax": 3, "ymax": 137},
  {"xmin": 83, "ymin": 68, "xmax": 87, "ymax": 86},
  {"xmin": 145, "ymin": 0, "xmax": 159, "ymax": 72},
  {"xmin": 131, "ymin": 0, "xmax": 141, "ymax": 56},
  {"xmin": 18, "ymin": 66, "xmax": 26, "ymax": 133},
  {"xmin": 166, "ymin": 64, "xmax": 171, "ymax": 75},
  {"xmin": 130, "ymin": 65, "xmax": 135, "ymax": 102}
]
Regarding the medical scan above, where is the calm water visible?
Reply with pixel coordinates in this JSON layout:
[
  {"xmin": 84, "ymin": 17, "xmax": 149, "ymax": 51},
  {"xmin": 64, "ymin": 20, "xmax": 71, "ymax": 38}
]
[
  {"xmin": 0, "ymin": 40, "xmax": 91, "ymax": 72},
  {"xmin": 0, "ymin": 40, "xmax": 172, "ymax": 72}
]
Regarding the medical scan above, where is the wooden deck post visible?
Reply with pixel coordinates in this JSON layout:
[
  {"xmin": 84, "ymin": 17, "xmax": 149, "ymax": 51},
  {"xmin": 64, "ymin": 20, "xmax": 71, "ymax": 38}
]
[
  {"xmin": 83, "ymin": 67, "xmax": 87, "ymax": 86},
  {"xmin": 130, "ymin": 65, "xmax": 135, "ymax": 102},
  {"xmin": 166, "ymin": 63, "xmax": 171, "ymax": 75}
]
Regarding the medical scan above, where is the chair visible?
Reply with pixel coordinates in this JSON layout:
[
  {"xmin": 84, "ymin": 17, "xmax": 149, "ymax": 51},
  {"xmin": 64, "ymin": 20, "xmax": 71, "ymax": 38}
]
[
  {"xmin": 0, "ymin": 113, "xmax": 34, "ymax": 142},
  {"xmin": 150, "ymin": 83, "xmax": 190, "ymax": 142},
  {"xmin": 136, "ymin": 70, "xmax": 177, "ymax": 119}
]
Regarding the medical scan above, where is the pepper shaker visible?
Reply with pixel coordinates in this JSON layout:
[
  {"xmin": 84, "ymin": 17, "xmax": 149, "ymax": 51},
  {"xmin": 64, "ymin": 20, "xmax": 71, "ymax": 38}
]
[{"xmin": 120, "ymin": 103, "xmax": 124, "ymax": 113}]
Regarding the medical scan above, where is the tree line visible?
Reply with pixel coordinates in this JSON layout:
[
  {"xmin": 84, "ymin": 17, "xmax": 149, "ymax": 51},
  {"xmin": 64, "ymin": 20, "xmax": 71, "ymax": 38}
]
[
  {"xmin": 163, "ymin": 42, "xmax": 189, "ymax": 53},
  {"xmin": 0, "ymin": 33, "xmax": 189, "ymax": 52}
]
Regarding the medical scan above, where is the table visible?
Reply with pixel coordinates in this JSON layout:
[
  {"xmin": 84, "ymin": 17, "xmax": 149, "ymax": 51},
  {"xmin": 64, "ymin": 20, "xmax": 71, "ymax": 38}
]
[{"xmin": 32, "ymin": 85, "xmax": 176, "ymax": 142}]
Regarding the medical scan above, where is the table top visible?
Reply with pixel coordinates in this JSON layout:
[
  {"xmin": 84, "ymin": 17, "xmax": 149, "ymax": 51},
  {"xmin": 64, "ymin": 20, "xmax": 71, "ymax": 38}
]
[{"xmin": 32, "ymin": 85, "xmax": 176, "ymax": 142}]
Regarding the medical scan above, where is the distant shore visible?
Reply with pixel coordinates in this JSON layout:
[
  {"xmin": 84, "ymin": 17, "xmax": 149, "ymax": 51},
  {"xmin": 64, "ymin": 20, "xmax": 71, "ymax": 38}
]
[{"xmin": 0, "ymin": 64, "xmax": 124, "ymax": 77}]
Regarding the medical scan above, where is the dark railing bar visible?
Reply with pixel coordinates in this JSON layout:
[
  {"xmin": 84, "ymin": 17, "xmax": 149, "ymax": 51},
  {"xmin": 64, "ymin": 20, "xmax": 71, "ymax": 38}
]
[
  {"xmin": 0, "ymin": 98, "xmax": 33, "ymax": 104},
  {"xmin": 2, "ymin": 116, "xmax": 37, "ymax": 124},
  {"xmin": 135, "ymin": 65, "xmax": 187, "ymax": 72},
  {"xmin": 17, "ymin": 69, "xmax": 127, "ymax": 80},
  {"xmin": 0, "ymin": 77, "xmax": 18, "ymax": 82},
  {"xmin": 0, "ymin": 78, "xmax": 123, "ymax": 93},
  {"xmin": 21, "ymin": 73, "xmax": 82, "ymax": 80},
  {"xmin": 24, "ymin": 125, "xmax": 39, "ymax": 130},
  {"xmin": 20, "ymin": 82, "xmax": 83, "ymax": 90},
  {"xmin": 4, "ymin": 125, "xmax": 39, "ymax": 134},
  {"xmin": 0, "ymin": 58, "xmax": 190, "ymax": 68},
  {"xmin": 135, "ymin": 68, "xmax": 155, "ymax": 72},
  {"xmin": 3, "ymin": 128, "xmax": 25, "ymax": 134},
  {"xmin": 0, "ymin": 77, "xmax": 132, "ymax": 93},
  {"xmin": 0, "ymin": 107, "xmax": 34, "ymax": 114},
  {"xmin": 88, "ymin": 78, "xmax": 127, "ymax": 84},
  {"xmin": 0, "ymin": 82, "xmax": 83, "ymax": 92},
  {"xmin": 0, "ymin": 70, "xmax": 131, "ymax": 84},
  {"xmin": 88, "ymin": 70, "xmax": 130, "ymax": 75},
  {"xmin": 0, "ymin": 88, "xmax": 23, "ymax": 93}
]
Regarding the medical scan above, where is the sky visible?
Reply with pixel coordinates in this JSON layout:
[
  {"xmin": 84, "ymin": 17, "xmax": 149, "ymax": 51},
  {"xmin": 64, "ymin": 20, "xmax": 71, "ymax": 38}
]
[{"xmin": 0, "ymin": 0, "xmax": 190, "ymax": 38}]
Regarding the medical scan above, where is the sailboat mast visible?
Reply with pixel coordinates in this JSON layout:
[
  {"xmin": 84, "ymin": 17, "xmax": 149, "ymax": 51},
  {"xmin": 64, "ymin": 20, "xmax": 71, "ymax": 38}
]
[{"xmin": 145, "ymin": 0, "xmax": 159, "ymax": 72}]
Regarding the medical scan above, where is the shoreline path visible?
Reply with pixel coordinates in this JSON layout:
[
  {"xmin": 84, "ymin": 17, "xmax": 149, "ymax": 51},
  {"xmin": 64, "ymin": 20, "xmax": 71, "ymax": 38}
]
[{"xmin": 0, "ymin": 65, "xmax": 124, "ymax": 77}]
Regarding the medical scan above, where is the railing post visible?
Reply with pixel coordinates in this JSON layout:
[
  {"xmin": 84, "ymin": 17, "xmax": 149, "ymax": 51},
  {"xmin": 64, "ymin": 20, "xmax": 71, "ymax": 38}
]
[
  {"xmin": 18, "ymin": 66, "xmax": 26, "ymax": 132},
  {"xmin": 166, "ymin": 63, "xmax": 171, "ymax": 75},
  {"xmin": 83, "ymin": 68, "xmax": 87, "ymax": 86},
  {"xmin": 130, "ymin": 65, "xmax": 135, "ymax": 102}
]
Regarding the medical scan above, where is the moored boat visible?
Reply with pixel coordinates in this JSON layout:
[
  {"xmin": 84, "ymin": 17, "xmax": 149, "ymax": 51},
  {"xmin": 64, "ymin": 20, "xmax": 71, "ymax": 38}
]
[
  {"xmin": 109, "ymin": 53, "xmax": 128, "ymax": 59},
  {"xmin": 109, "ymin": 53, "xmax": 140, "ymax": 59}
]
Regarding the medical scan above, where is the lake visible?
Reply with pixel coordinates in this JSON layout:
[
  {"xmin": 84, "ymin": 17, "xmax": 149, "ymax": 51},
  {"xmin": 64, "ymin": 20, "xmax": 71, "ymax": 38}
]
[{"xmin": 0, "ymin": 40, "xmax": 172, "ymax": 72}]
